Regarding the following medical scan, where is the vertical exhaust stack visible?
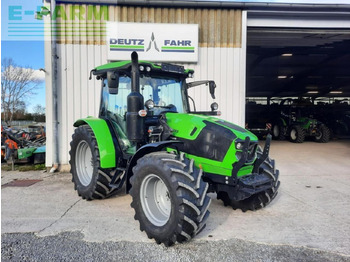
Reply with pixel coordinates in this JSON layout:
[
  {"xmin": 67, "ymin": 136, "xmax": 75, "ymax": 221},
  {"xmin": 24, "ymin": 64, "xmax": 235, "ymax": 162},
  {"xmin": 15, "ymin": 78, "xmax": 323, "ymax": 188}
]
[{"xmin": 126, "ymin": 51, "xmax": 144, "ymax": 144}]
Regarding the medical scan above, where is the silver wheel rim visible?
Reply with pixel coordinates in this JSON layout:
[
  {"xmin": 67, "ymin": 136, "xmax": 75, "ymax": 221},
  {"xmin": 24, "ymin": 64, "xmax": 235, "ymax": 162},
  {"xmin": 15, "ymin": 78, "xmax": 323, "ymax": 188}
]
[
  {"xmin": 273, "ymin": 125, "xmax": 279, "ymax": 137},
  {"xmin": 140, "ymin": 174, "xmax": 171, "ymax": 227},
  {"xmin": 315, "ymin": 131, "xmax": 322, "ymax": 140},
  {"xmin": 75, "ymin": 140, "xmax": 93, "ymax": 186},
  {"xmin": 290, "ymin": 129, "xmax": 297, "ymax": 140}
]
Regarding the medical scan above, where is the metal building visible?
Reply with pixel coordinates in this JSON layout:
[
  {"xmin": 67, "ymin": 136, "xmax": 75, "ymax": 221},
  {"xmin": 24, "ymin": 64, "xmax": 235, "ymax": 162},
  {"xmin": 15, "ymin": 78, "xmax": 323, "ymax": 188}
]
[{"xmin": 44, "ymin": 0, "xmax": 350, "ymax": 168}]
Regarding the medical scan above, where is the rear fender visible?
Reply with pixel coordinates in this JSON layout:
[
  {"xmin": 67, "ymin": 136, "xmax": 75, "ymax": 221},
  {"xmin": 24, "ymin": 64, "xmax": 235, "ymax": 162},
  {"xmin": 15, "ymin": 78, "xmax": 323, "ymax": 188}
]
[{"xmin": 74, "ymin": 117, "xmax": 116, "ymax": 168}]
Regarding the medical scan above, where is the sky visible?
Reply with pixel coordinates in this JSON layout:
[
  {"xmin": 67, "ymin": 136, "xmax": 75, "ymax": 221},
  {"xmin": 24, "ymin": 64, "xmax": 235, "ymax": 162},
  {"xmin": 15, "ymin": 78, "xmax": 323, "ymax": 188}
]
[{"xmin": 1, "ymin": 0, "xmax": 45, "ymax": 113}]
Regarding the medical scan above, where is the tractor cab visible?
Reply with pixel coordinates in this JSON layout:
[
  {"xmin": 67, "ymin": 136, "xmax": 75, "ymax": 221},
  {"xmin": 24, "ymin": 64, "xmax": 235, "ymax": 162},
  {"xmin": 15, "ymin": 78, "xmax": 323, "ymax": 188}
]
[{"xmin": 93, "ymin": 58, "xmax": 219, "ymax": 153}]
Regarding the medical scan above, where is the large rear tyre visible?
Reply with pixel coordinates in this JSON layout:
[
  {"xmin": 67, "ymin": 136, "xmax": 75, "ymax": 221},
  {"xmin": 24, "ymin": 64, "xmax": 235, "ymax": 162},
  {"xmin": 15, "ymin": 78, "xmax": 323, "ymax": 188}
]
[
  {"xmin": 130, "ymin": 152, "xmax": 211, "ymax": 246},
  {"xmin": 217, "ymin": 147, "xmax": 280, "ymax": 212},
  {"xmin": 289, "ymin": 125, "xmax": 305, "ymax": 143},
  {"xmin": 314, "ymin": 124, "xmax": 330, "ymax": 143},
  {"xmin": 272, "ymin": 120, "xmax": 286, "ymax": 140},
  {"xmin": 69, "ymin": 125, "xmax": 118, "ymax": 200}
]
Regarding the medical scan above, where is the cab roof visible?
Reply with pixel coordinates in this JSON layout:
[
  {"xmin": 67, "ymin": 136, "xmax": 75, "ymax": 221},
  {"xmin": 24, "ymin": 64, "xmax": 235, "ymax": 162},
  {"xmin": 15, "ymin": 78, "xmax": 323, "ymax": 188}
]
[{"xmin": 92, "ymin": 60, "xmax": 194, "ymax": 78}]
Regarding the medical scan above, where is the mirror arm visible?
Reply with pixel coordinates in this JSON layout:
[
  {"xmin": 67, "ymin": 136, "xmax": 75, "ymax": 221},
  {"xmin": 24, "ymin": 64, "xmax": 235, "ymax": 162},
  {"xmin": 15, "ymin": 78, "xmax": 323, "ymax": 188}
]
[
  {"xmin": 89, "ymin": 69, "xmax": 96, "ymax": 80},
  {"xmin": 188, "ymin": 96, "xmax": 196, "ymax": 112}
]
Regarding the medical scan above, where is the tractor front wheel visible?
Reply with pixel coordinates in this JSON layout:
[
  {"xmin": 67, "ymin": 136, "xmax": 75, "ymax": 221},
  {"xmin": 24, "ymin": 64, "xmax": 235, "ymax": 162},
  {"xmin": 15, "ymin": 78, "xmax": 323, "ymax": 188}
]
[
  {"xmin": 314, "ymin": 125, "xmax": 330, "ymax": 143},
  {"xmin": 289, "ymin": 125, "xmax": 305, "ymax": 143},
  {"xmin": 69, "ymin": 125, "xmax": 117, "ymax": 200},
  {"xmin": 130, "ymin": 152, "xmax": 211, "ymax": 246}
]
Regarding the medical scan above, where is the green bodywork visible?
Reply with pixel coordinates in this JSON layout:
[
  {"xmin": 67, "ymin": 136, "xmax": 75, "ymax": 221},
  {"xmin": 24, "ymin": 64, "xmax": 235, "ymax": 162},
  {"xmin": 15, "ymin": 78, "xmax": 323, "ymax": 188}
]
[
  {"xmin": 74, "ymin": 117, "xmax": 116, "ymax": 168},
  {"xmin": 297, "ymin": 117, "xmax": 317, "ymax": 130},
  {"xmin": 17, "ymin": 146, "xmax": 46, "ymax": 160},
  {"xmin": 94, "ymin": 60, "xmax": 193, "ymax": 75},
  {"xmin": 18, "ymin": 147, "xmax": 37, "ymax": 159},
  {"xmin": 166, "ymin": 113, "xmax": 258, "ymax": 178}
]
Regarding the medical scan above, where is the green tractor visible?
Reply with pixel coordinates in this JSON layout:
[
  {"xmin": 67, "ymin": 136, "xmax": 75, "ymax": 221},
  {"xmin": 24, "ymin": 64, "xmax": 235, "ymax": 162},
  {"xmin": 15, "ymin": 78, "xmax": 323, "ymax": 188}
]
[
  {"xmin": 272, "ymin": 98, "xmax": 330, "ymax": 143},
  {"xmin": 69, "ymin": 52, "xmax": 280, "ymax": 246}
]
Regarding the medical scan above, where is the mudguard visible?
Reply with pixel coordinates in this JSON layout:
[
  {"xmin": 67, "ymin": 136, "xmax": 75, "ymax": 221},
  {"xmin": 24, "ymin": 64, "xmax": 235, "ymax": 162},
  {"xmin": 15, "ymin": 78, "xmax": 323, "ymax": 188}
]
[
  {"xmin": 126, "ymin": 140, "xmax": 183, "ymax": 192},
  {"xmin": 74, "ymin": 117, "xmax": 116, "ymax": 168}
]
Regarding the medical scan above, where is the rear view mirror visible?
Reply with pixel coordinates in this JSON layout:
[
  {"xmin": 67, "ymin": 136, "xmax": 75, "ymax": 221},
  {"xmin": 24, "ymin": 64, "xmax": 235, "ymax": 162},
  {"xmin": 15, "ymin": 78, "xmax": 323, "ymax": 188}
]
[
  {"xmin": 107, "ymin": 71, "xmax": 119, "ymax": 94},
  {"xmin": 209, "ymin": 81, "xmax": 216, "ymax": 99}
]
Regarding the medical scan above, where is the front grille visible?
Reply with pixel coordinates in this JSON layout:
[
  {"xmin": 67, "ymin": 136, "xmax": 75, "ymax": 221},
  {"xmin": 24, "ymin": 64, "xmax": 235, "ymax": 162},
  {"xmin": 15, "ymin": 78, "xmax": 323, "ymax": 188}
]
[
  {"xmin": 235, "ymin": 141, "xmax": 258, "ymax": 164},
  {"xmin": 246, "ymin": 142, "xmax": 258, "ymax": 163}
]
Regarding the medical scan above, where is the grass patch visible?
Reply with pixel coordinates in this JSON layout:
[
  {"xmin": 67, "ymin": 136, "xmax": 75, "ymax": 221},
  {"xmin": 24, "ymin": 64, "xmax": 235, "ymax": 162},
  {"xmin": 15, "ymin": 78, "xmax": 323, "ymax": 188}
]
[
  {"xmin": 18, "ymin": 164, "xmax": 46, "ymax": 172},
  {"xmin": 1, "ymin": 164, "xmax": 13, "ymax": 171},
  {"xmin": 34, "ymin": 164, "xmax": 46, "ymax": 170}
]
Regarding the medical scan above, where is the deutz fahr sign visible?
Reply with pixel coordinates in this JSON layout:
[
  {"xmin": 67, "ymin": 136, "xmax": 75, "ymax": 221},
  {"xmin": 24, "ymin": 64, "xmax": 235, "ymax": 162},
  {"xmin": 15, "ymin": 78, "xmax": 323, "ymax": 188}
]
[{"xmin": 106, "ymin": 22, "xmax": 199, "ymax": 62}]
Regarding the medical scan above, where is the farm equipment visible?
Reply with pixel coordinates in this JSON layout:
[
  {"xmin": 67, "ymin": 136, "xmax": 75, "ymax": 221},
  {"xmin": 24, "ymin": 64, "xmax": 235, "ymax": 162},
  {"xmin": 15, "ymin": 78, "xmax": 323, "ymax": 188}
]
[
  {"xmin": 70, "ymin": 52, "xmax": 280, "ymax": 246},
  {"xmin": 272, "ymin": 98, "xmax": 330, "ymax": 143},
  {"xmin": 1, "ymin": 125, "xmax": 46, "ymax": 164}
]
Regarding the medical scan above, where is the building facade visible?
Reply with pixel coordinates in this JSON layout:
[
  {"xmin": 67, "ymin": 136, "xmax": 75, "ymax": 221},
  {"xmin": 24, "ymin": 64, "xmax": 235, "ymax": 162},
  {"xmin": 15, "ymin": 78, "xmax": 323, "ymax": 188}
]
[{"xmin": 44, "ymin": 1, "xmax": 350, "ymax": 168}]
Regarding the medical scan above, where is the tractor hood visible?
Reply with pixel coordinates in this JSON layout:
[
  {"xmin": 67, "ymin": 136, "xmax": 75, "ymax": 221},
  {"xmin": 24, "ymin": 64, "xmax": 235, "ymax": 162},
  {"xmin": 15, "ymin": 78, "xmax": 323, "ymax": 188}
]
[
  {"xmin": 165, "ymin": 113, "xmax": 257, "ymax": 163},
  {"xmin": 165, "ymin": 113, "xmax": 257, "ymax": 142}
]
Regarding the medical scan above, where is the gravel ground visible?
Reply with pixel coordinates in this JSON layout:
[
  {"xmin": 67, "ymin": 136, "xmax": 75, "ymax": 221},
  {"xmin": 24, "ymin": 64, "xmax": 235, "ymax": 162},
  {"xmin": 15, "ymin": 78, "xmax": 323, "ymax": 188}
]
[{"xmin": 2, "ymin": 232, "xmax": 350, "ymax": 262}]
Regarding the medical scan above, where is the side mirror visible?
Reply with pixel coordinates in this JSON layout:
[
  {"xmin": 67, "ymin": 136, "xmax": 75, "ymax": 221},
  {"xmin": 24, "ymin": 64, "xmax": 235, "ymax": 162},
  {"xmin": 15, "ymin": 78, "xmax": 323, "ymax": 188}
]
[
  {"xmin": 107, "ymin": 71, "xmax": 119, "ymax": 94},
  {"xmin": 209, "ymin": 81, "xmax": 216, "ymax": 99}
]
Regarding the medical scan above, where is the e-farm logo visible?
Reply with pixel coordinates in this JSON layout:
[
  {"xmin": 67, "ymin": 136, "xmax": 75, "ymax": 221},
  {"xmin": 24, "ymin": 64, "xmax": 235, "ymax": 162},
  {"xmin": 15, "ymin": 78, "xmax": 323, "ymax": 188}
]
[
  {"xmin": 4, "ymin": 2, "xmax": 108, "ymax": 41},
  {"xmin": 109, "ymin": 32, "xmax": 195, "ymax": 53}
]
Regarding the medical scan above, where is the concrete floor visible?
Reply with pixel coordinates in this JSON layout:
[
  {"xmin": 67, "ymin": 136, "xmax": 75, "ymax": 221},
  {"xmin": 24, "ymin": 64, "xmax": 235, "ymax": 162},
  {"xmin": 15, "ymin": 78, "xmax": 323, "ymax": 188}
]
[{"xmin": 2, "ymin": 140, "xmax": 350, "ymax": 256}]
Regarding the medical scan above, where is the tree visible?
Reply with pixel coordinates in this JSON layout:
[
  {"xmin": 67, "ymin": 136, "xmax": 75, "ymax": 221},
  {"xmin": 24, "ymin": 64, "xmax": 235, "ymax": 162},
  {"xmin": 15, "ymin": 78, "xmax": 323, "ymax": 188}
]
[
  {"xmin": 1, "ymin": 58, "xmax": 43, "ymax": 124},
  {"xmin": 32, "ymin": 104, "xmax": 46, "ymax": 122}
]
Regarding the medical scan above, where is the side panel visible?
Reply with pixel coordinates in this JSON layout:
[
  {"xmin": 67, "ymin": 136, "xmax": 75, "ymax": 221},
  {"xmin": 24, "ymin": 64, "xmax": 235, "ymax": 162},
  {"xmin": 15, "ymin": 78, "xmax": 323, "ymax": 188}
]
[{"xmin": 74, "ymin": 117, "xmax": 116, "ymax": 168}]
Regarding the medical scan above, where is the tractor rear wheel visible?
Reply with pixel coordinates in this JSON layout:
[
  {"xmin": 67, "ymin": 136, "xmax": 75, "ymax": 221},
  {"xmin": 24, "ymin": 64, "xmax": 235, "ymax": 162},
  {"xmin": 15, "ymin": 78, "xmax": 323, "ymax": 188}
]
[
  {"xmin": 69, "ymin": 125, "xmax": 118, "ymax": 200},
  {"xmin": 130, "ymin": 152, "xmax": 211, "ymax": 246},
  {"xmin": 289, "ymin": 125, "xmax": 305, "ymax": 143},
  {"xmin": 272, "ymin": 120, "xmax": 286, "ymax": 140},
  {"xmin": 217, "ymin": 147, "xmax": 280, "ymax": 212},
  {"xmin": 314, "ymin": 124, "xmax": 330, "ymax": 143}
]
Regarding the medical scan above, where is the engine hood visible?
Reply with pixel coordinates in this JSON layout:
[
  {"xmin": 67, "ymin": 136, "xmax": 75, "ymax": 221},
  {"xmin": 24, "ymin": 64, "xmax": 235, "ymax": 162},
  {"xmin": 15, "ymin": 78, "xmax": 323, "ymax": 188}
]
[{"xmin": 165, "ymin": 113, "xmax": 257, "ymax": 142}]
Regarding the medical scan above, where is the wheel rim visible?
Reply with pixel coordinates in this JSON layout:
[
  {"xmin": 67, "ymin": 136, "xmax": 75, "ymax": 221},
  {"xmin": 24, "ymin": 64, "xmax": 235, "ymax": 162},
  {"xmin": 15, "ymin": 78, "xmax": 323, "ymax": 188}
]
[
  {"xmin": 75, "ymin": 140, "xmax": 93, "ymax": 186},
  {"xmin": 273, "ymin": 125, "xmax": 279, "ymax": 137},
  {"xmin": 315, "ymin": 130, "xmax": 322, "ymax": 139},
  {"xmin": 290, "ymin": 129, "xmax": 297, "ymax": 140},
  {"xmin": 140, "ymin": 174, "xmax": 171, "ymax": 227}
]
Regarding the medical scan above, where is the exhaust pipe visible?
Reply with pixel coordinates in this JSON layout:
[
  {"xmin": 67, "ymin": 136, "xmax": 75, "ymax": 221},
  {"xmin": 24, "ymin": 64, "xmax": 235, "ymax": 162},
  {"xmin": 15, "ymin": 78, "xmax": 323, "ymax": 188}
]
[
  {"xmin": 131, "ymin": 51, "xmax": 140, "ymax": 93},
  {"xmin": 126, "ymin": 51, "xmax": 144, "ymax": 144}
]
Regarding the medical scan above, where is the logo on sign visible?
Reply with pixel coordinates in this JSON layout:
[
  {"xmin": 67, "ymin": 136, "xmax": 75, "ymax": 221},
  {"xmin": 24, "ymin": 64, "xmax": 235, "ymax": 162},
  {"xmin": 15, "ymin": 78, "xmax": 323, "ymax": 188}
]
[
  {"xmin": 109, "ymin": 32, "xmax": 194, "ymax": 53},
  {"xmin": 146, "ymin": 33, "xmax": 159, "ymax": 52}
]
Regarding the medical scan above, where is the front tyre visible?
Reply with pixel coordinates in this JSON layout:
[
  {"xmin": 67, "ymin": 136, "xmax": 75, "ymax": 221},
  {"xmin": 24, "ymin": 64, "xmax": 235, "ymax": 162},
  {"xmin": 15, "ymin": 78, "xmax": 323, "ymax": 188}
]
[
  {"xmin": 69, "ymin": 125, "xmax": 117, "ymax": 200},
  {"xmin": 130, "ymin": 152, "xmax": 211, "ymax": 246},
  {"xmin": 314, "ymin": 124, "xmax": 330, "ymax": 143},
  {"xmin": 289, "ymin": 125, "xmax": 305, "ymax": 143}
]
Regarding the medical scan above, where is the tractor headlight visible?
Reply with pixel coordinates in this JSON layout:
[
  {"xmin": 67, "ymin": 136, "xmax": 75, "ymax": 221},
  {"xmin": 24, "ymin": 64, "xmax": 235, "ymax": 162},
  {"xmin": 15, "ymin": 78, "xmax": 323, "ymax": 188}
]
[
  {"xmin": 139, "ymin": 65, "xmax": 145, "ymax": 71},
  {"xmin": 145, "ymin": 99, "xmax": 155, "ymax": 110},
  {"xmin": 188, "ymin": 73, "xmax": 194, "ymax": 78},
  {"xmin": 236, "ymin": 142, "xmax": 244, "ymax": 150},
  {"xmin": 211, "ymin": 102, "xmax": 218, "ymax": 111},
  {"xmin": 146, "ymin": 66, "xmax": 151, "ymax": 72}
]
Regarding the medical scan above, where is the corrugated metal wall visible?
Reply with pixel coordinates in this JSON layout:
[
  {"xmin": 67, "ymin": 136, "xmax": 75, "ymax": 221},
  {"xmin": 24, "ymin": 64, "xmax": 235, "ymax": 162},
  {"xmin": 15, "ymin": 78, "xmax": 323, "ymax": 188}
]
[
  {"xmin": 54, "ymin": 5, "xmax": 242, "ymax": 47},
  {"xmin": 46, "ymin": 4, "xmax": 246, "ymax": 166}
]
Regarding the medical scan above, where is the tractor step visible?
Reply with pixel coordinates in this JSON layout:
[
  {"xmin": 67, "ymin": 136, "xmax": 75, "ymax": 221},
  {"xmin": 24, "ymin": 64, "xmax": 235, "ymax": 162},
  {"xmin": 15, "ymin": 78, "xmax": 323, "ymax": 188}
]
[
  {"xmin": 109, "ymin": 169, "xmax": 126, "ymax": 189},
  {"xmin": 239, "ymin": 173, "xmax": 272, "ymax": 188}
]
